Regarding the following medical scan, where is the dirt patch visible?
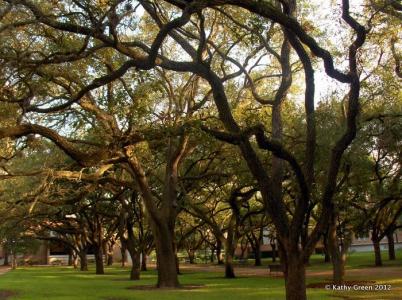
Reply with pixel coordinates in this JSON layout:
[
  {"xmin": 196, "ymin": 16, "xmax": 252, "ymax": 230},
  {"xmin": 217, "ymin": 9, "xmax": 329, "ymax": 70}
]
[
  {"xmin": 0, "ymin": 290, "xmax": 17, "ymax": 300},
  {"xmin": 127, "ymin": 284, "xmax": 204, "ymax": 291},
  {"xmin": 0, "ymin": 267, "xmax": 10, "ymax": 276},
  {"xmin": 307, "ymin": 280, "xmax": 376, "ymax": 289}
]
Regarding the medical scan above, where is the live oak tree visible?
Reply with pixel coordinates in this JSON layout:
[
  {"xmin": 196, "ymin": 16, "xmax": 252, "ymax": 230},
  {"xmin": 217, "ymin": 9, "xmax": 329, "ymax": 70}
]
[{"xmin": 0, "ymin": 1, "xmax": 400, "ymax": 298}]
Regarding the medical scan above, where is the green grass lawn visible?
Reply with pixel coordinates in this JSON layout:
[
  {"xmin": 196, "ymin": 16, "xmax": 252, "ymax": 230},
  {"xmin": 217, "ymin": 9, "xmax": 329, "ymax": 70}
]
[{"xmin": 0, "ymin": 250, "xmax": 401, "ymax": 300}]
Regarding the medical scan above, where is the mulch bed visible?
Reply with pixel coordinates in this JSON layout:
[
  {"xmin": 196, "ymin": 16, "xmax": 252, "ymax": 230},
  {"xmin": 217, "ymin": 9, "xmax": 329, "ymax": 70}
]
[
  {"xmin": 127, "ymin": 284, "xmax": 204, "ymax": 291},
  {"xmin": 307, "ymin": 280, "xmax": 376, "ymax": 289},
  {"xmin": 0, "ymin": 290, "xmax": 17, "ymax": 300}
]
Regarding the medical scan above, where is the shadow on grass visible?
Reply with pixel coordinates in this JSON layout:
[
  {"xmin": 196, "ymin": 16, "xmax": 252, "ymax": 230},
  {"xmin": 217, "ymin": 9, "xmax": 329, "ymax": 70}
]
[
  {"xmin": 127, "ymin": 284, "xmax": 205, "ymax": 290},
  {"xmin": 0, "ymin": 290, "xmax": 17, "ymax": 300}
]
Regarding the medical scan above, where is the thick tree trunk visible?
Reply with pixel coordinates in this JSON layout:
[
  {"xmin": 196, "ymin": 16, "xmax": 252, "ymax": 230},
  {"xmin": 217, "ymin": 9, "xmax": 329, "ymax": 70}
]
[
  {"xmin": 224, "ymin": 240, "xmax": 236, "ymax": 278},
  {"xmin": 154, "ymin": 223, "xmax": 180, "ymax": 288},
  {"xmin": 3, "ymin": 249, "xmax": 9, "ymax": 266},
  {"xmin": 323, "ymin": 235, "xmax": 331, "ymax": 263},
  {"xmin": 94, "ymin": 245, "xmax": 105, "ymax": 275},
  {"xmin": 373, "ymin": 239, "xmax": 382, "ymax": 266},
  {"xmin": 328, "ymin": 214, "xmax": 345, "ymax": 284},
  {"xmin": 130, "ymin": 251, "xmax": 141, "ymax": 280},
  {"xmin": 79, "ymin": 250, "xmax": 88, "ymax": 271},
  {"xmin": 141, "ymin": 251, "xmax": 147, "ymax": 271},
  {"xmin": 125, "ymin": 235, "xmax": 140, "ymax": 280},
  {"xmin": 284, "ymin": 254, "xmax": 306, "ymax": 300},
  {"xmin": 224, "ymin": 252, "xmax": 235, "ymax": 278},
  {"xmin": 332, "ymin": 253, "xmax": 346, "ymax": 284},
  {"xmin": 387, "ymin": 232, "xmax": 396, "ymax": 260}
]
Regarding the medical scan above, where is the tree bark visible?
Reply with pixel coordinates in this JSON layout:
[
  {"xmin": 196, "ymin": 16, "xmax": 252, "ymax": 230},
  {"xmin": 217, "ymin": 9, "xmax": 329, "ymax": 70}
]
[
  {"xmin": 141, "ymin": 251, "xmax": 147, "ymax": 271},
  {"xmin": 120, "ymin": 246, "xmax": 127, "ymax": 267},
  {"xmin": 107, "ymin": 242, "xmax": 114, "ymax": 266},
  {"xmin": 11, "ymin": 251, "xmax": 17, "ymax": 270},
  {"xmin": 154, "ymin": 223, "xmax": 180, "ymax": 287},
  {"xmin": 94, "ymin": 245, "xmax": 105, "ymax": 275},
  {"xmin": 68, "ymin": 251, "xmax": 73, "ymax": 266},
  {"xmin": 79, "ymin": 249, "xmax": 88, "ymax": 271},
  {"xmin": 254, "ymin": 241, "xmax": 262, "ymax": 266},
  {"xmin": 187, "ymin": 249, "xmax": 196, "ymax": 264},
  {"xmin": 332, "ymin": 252, "xmax": 346, "ymax": 285},
  {"xmin": 125, "ymin": 229, "xmax": 140, "ymax": 280},
  {"xmin": 323, "ymin": 236, "xmax": 331, "ymax": 263},
  {"xmin": 328, "ymin": 213, "xmax": 345, "ymax": 284},
  {"xmin": 129, "ymin": 251, "xmax": 141, "ymax": 280},
  {"xmin": 372, "ymin": 238, "xmax": 382, "ymax": 266},
  {"xmin": 283, "ymin": 252, "xmax": 306, "ymax": 300},
  {"xmin": 107, "ymin": 253, "xmax": 113, "ymax": 266},
  {"xmin": 224, "ymin": 240, "xmax": 236, "ymax": 278},
  {"xmin": 3, "ymin": 249, "xmax": 9, "ymax": 266},
  {"xmin": 386, "ymin": 232, "xmax": 396, "ymax": 260},
  {"xmin": 271, "ymin": 242, "xmax": 277, "ymax": 263}
]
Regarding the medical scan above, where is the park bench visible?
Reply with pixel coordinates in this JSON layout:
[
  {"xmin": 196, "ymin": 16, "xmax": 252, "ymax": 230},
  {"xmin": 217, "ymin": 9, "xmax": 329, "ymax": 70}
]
[{"xmin": 268, "ymin": 264, "xmax": 284, "ymax": 274}]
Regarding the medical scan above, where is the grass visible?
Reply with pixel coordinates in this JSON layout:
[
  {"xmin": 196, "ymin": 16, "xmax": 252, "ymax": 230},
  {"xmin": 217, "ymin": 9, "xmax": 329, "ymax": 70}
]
[
  {"xmin": 307, "ymin": 249, "xmax": 402, "ymax": 271},
  {"xmin": 0, "ymin": 250, "xmax": 401, "ymax": 300}
]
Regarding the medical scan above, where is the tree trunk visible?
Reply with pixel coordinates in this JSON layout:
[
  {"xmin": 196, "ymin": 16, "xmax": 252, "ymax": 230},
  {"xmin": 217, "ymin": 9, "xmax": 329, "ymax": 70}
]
[
  {"xmin": 125, "ymin": 235, "xmax": 140, "ymax": 280},
  {"xmin": 387, "ymin": 232, "xmax": 396, "ymax": 260},
  {"xmin": 271, "ymin": 242, "xmax": 277, "ymax": 263},
  {"xmin": 129, "ymin": 251, "xmax": 141, "ymax": 280},
  {"xmin": 323, "ymin": 235, "xmax": 331, "ymax": 263},
  {"xmin": 328, "ymin": 214, "xmax": 345, "ymax": 284},
  {"xmin": 72, "ymin": 252, "xmax": 78, "ymax": 269},
  {"xmin": 154, "ymin": 223, "xmax": 180, "ymax": 288},
  {"xmin": 107, "ymin": 254, "xmax": 113, "ymax": 266},
  {"xmin": 141, "ymin": 251, "xmax": 147, "ymax": 271},
  {"xmin": 224, "ymin": 240, "xmax": 236, "ymax": 278},
  {"xmin": 373, "ymin": 238, "xmax": 382, "ymax": 266},
  {"xmin": 79, "ymin": 250, "xmax": 88, "ymax": 271},
  {"xmin": 188, "ymin": 249, "xmax": 196, "ymax": 264},
  {"xmin": 284, "ymin": 255, "xmax": 306, "ymax": 300},
  {"xmin": 94, "ymin": 245, "xmax": 105, "ymax": 275},
  {"xmin": 175, "ymin": 252, "xmax": 181, "ymax": 275},
  {"xmin": 332, "ymin": 252, "xmax": 346, "ymax": 285},
  {"xmin": 11, "ymin": 252, "xmax": 17, "ymax": 270},
  {"xmin": 3, "ymin": 249, "xmax": 9, "ymax": 266},
  {"xmin": 120, "ymin": 246, "xmax": 127, "ymax": 267},
  {"xmin": 216, "ymin": 240, "xmax": 223, "ymax": 264},
  {"xmin": 210, "ymin": 247, "xmax": 214, "ymax": 263},
  {"xmin": 106, "ymin": 242, "xmax": 114, "ymax": 266},
  {"xmin": 324, "ymin": 250, "xmax": 331, "ymax": 263},
  {"xmin": 68, "ymin": 251, "xmax": 73, "ymax": 266},
  {"xmin": 254, "ymin": 240, "xmax": 262, "ymax": 266}
]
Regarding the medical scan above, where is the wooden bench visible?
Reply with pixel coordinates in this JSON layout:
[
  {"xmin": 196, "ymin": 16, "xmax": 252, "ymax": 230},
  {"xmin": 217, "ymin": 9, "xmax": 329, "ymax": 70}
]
[{"xmin": 268, "ymin": 264, "xmax": 284, "ymax": 273}]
